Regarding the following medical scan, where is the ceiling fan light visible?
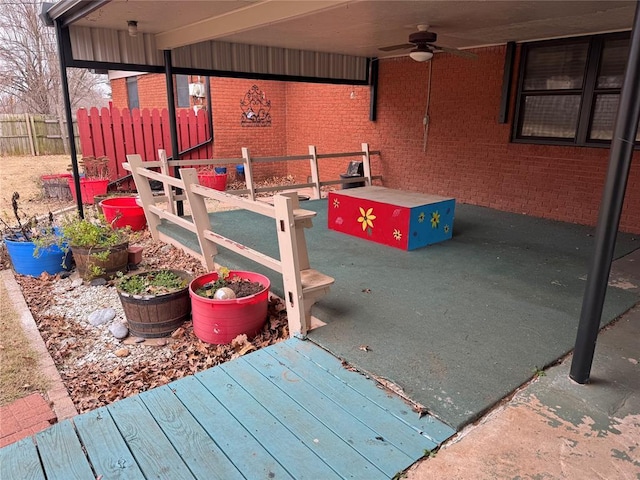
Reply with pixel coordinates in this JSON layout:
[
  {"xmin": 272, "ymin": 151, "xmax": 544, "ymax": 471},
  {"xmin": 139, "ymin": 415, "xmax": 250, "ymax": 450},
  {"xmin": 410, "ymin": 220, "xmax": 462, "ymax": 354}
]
[{"xmin": 409, "ymin": 49, "xmax": 433, "ymax": 62}]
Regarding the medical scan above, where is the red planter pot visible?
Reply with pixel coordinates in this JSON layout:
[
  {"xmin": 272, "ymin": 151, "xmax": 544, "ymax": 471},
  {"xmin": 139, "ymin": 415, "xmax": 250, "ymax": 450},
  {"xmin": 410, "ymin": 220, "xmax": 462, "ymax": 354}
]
[
  {"xmin": 100, "ymin": 196, "xmax": 147, "ymax": 231},
  {"xmin": 189, "ymin": 270, "xmax": 270, "ymax": 344},
  {"xmin": 197, "ymin": 172, "xmax": 227, "ymax": 191},
  {"xmin": 68, "ymin": 178, "xmax": 109, "ymax": 204}
]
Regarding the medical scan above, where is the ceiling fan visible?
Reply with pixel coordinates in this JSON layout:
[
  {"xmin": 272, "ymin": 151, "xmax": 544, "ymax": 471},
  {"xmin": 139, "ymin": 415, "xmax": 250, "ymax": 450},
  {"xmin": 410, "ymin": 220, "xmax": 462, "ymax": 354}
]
[{"xmin": 379, "ymin": 24, "xmax": 478, "ymax": 61}]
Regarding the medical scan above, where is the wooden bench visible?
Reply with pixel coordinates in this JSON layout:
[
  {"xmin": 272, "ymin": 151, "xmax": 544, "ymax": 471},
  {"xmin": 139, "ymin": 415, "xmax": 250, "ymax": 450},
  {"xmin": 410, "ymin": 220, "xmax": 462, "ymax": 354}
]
[{"xmin": 124, "ymin": 153, "xmax": 334, "ymax": 337}]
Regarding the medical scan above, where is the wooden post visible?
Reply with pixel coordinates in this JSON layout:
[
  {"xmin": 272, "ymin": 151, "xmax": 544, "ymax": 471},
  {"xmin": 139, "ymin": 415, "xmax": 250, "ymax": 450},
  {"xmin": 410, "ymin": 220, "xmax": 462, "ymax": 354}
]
[
  {"xmin": 126, "ymin": 154, "xmax": 161, "ymax": 240},
  {"xmin": 361, "ymin": 142, "xmax": 373, "ymax": 186},
  {"xmin": 31, "ymin": 115, "xmax": 40, "ymax": 156},
  {"xmin": 57, "ymin": 112, "xmax": 68, "ymax": 155},
  {"xmin": 158, "ymin": 149, "xmax": 175, "ymax": 215},
  {"xmin": 242, "ymin": 147, "xmax": 256, "ymax": 201},
  {"xmin": 24, "ymin": 113, "xmax": 36, "ymax": 156},
  {"xmin": 274, "ymin": 193, "xmax": 307, "ymax": 337},
  {"xmin": 308, "ymin": 145, "xmax": 321, "ymax": 199},
  {"xmin": 180, "ymin": 168, "xmax": 217, "ymax": 271}
]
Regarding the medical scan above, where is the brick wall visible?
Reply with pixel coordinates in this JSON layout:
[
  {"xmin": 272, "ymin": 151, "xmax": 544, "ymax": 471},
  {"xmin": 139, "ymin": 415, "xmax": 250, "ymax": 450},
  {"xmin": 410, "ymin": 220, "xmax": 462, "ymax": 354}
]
[
  {"xmin": 109, "ymin": 50, "xmax": 640, "ymax": 233},
  {"xmin": 110, "ymin": 80, "xmax": 128, "ymax": 110},
  {"xmin": 284, "ymin": 83, "xmax": 377, "ymax": 184},
  {"xmin": 284, "ymin": 47, "xmax": 639, "ymax": 233},
  {"xmin": 137, "ymin": 75, "xmax": 169, "ymax": 109},
  {"xmin": 209, "ymin": 78, "xmax": 287, "ymax": 178}
]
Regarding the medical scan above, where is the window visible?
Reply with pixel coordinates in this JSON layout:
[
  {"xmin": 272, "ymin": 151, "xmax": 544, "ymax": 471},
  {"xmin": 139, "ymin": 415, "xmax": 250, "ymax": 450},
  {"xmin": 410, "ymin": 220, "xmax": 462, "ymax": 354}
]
[
  {"xmin": 176, "ymin": 74, "xmax": 190, "ymax": 108},
  {"xmin": 126, "ymin": 76, "xmax": 139, "ymax": 110},
  {"xmin": 513, "ymin": 32, "xmax": 639, "ymax": 146}
]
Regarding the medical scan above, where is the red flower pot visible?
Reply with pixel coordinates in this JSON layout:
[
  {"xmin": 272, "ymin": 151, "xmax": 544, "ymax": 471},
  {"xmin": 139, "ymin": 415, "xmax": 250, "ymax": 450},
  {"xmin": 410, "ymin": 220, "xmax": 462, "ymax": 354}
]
[
  {"xmin": 100, "ymin": 196, "xmax": 147, "ymax": 231},
  {"xmin": 68, "ymin": 178, "xmax": 109, "ymax": 204},
  {"xmin": 189, "ymin": 270, "xmax": 270, "ymax": 344},
  {"xmin": 197, "ymin": 172, "xmax": 227, "ymax": 191}
]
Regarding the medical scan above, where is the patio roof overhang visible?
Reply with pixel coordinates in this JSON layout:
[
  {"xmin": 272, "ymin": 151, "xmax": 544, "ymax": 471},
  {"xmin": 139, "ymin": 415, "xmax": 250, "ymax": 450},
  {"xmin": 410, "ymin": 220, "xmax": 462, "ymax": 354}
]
[
  {"xmin": 44, "ymin": 0, "xmax": 640, "ymax": 384},
  {"xmin": 45, "ymin": 0, "xmax": 638, "ymax": 81}
]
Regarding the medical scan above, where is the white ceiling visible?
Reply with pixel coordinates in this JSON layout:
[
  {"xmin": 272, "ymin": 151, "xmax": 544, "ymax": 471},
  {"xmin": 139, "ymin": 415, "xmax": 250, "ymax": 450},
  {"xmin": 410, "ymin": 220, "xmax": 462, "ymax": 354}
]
[{"xmin": 69, "ymin": 0, "xmax": 638, "ymax": 57}]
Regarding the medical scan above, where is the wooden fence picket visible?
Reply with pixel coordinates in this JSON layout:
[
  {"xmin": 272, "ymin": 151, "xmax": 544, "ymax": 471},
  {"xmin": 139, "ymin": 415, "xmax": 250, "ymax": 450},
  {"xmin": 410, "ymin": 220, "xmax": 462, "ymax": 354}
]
[{"xmin": 75, "ymin": 106, "xmax": 210, "ymax": 181}]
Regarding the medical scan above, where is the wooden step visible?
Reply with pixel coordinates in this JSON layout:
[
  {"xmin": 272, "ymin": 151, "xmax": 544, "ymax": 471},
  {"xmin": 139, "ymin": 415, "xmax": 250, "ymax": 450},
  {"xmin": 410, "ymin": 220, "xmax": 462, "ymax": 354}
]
[
  {"xmin": 301, "ymin": 269, "xmax": 334, "ymax": 294},
  {"xmin": 293, "ymin": 208, "xmax": 317, "ymax": 221}
]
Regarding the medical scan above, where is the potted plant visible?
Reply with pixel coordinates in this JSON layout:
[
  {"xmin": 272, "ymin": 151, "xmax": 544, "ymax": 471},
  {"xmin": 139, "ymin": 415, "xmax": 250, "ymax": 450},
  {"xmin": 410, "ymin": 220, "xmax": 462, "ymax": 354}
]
[
  {"xmin": 60, "ymin": 212, "xmax": 129, "ymax": 280},
  {"xmin": 189, "ymin": 266, "xmax": 270, "ymax": 344},
  {"xmin": 115, "ymin": 269, "xmax": 192, "ymax": 338},
  {"xmin": 1, "ymin": 192, "xmax": 70, "ymax": 277},
  {"xmin": 68, "ymin": 156, "xmax": 111, "ymax": 204}
]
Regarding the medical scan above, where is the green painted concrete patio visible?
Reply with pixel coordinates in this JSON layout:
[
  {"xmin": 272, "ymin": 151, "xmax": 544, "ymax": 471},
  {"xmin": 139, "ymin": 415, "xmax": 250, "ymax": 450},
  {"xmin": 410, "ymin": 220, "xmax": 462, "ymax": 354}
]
[{"xmin": 160, "ymin": 199, "xmax": 640, "ymax": 430}]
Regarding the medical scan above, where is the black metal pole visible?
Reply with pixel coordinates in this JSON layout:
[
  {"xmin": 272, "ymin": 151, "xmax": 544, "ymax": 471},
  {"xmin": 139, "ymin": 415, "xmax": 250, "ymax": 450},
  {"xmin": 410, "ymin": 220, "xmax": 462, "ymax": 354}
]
[
  {"xmin": 55, "ymin": 20, "xmax": 83, "ymax": 218},
  {"xmin": 369, "ymin": 58, "xmax": 378, "ymax": 122},
  {"xmin": 570, "ymin": 2, "xmax": 640, "ymax": 384},
  {"xmin": 164, "ymin": 50, "xmax": 183, "ymax": 216},
  {"xmin": 205, "ymin": 76, "xmax": 214, "ymax": 141}
]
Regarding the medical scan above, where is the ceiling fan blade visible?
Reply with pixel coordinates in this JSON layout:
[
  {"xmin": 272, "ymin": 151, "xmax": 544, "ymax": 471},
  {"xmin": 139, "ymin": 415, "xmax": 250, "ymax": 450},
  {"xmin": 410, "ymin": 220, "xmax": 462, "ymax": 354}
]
[
  {"xmin": 433, "ymin": 45, "xmax": 478, "ymax": 59},
  {"xmin": 378, "ymin": 43, "xmax": 414, "ymax": 52}
]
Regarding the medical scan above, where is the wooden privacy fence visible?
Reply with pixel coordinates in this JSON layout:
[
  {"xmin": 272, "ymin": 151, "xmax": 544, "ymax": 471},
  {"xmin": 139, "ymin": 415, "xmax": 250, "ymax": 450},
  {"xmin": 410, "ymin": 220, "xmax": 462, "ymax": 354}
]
[
  {"xmin": 77, "ymin": 107, "xmax": 211, "ymax": 182},
  {"xmin": 0, "ymin": 113, "xmax": 79, "ymax": 156}
]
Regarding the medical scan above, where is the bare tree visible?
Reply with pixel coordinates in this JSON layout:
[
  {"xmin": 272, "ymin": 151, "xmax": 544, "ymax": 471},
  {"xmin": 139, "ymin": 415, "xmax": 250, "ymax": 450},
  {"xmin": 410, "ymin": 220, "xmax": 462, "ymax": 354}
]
[{"xmin": 0, "ymin": 0, "xmax": 108, "ymax": 116}]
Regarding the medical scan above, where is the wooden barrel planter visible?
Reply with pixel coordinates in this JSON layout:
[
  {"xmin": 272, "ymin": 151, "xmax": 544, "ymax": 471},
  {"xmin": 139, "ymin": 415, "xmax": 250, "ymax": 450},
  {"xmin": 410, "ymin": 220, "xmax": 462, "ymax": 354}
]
[
  {"xmin": 71, "ymin": 241, "xmax": 129, "ymax": 280},
  {"xmin": 117, "ymin": 269, "xmax": 192, "ymax": 338}
]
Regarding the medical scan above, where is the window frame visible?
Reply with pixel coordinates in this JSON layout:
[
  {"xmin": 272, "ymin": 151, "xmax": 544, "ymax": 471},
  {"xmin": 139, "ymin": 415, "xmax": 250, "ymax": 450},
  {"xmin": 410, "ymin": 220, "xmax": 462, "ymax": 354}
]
[
  {"xmin": 126, "ymin": 76, "xmax": 139, "ymax": 110},
  {"xmin": 512, "ymin": 31, "xmax": 634, "ymax": 148},
  {"xmin": 176, "ymin": 74, "xmax": 191, "ymax": 108}
]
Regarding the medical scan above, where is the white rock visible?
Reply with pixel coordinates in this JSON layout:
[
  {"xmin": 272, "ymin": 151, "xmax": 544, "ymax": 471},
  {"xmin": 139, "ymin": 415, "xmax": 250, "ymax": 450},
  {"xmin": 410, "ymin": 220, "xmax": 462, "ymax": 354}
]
[
  {"xmin": 71, "ymin": 278, "xmax": 83, "ymax": 288},
  {"xmin": 88, "ymin": 307, "xmax": 116, "ymax": 326},
  {"xmin": 214, "ymin": 287, "xmax": 236, "ymax": 300},
  {"xmin": 109, "ymin": 322, "xmax": 129, "ymax": 339}
]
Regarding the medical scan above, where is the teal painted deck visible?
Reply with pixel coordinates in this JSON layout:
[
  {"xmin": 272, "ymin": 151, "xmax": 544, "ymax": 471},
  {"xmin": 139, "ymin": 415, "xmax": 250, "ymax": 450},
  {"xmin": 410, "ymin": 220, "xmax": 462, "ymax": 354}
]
[{"xmin": 0, "ymin": 339, "xmax": 454, "ymax": 479}]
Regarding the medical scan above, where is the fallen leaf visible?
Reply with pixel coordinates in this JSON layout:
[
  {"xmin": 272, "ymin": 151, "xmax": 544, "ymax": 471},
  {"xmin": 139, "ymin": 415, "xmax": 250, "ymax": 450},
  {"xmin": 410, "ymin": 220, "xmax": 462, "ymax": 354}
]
[
  {"xmin": 171, "ymin": 327, "xmax": 185, "ymax": 338},
  {"xmin": 237, "ymin": 343, "xmax": 257, "ymax": 356}
]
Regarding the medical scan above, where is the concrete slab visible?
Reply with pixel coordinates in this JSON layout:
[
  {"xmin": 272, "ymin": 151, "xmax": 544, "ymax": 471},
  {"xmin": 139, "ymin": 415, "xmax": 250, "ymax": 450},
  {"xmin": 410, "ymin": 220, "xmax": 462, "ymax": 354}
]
[{"xmin": 406, "ymin": 305, "xmax": 640, "ymax": 479}]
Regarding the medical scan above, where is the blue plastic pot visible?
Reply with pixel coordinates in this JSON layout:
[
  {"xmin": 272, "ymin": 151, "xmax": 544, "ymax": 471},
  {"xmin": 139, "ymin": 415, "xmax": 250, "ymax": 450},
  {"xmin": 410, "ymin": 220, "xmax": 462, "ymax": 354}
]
[
  {"xmin": 214, "ymin": 166, "xmax": 227, "ymax": 174},
  {"xmin": 4, "ymin": 235, "xmax": 70, "ymax": 277}
]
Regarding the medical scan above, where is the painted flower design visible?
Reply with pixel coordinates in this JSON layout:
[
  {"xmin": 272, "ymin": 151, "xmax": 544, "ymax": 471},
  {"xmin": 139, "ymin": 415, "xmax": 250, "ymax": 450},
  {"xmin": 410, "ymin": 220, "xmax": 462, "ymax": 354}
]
[
  {"xmin": 430, "ymin": 211, "xmax": 440, "ymax": 229},
  {"xmin": 393, "ymin": 229, "xmax": 402, "ymax": 240},
  {"xmin": 357, "ymin": 207, "xmax": 376, "ymax": 231},
  {"xmin": 418, "ymin": 212, "xmax": 426, "ymax": 223},
  {"xmin": 333, "ymin": 198, "xmax": 340, "ymax": 208},
  {"xmin": 444, "ymin": 224, "xmax": 450, "ymax": 234}
]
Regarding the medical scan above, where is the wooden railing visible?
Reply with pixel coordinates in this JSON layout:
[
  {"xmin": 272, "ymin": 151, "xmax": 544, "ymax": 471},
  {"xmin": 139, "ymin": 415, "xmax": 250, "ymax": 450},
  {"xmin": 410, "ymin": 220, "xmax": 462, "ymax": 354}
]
[
  {"xmin": 151, "ymin": 142, "xmax": 381, "ymax": 204},
  {"xmin": 125, "ymin": 147, "xmax": 383, "ymax": 337}
]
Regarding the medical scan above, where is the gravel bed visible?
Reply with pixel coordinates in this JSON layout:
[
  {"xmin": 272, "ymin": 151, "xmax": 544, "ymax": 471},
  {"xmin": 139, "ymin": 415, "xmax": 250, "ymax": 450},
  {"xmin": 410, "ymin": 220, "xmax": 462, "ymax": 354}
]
[{"xmin": 43, "ymin": 278, "xmax": 175, "ymax": 370}]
